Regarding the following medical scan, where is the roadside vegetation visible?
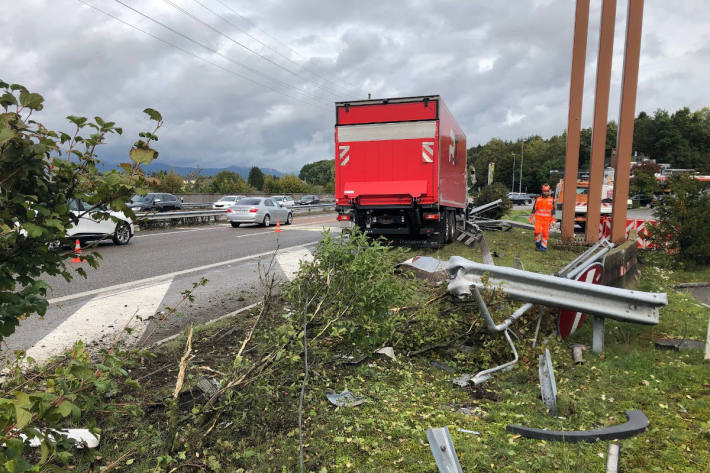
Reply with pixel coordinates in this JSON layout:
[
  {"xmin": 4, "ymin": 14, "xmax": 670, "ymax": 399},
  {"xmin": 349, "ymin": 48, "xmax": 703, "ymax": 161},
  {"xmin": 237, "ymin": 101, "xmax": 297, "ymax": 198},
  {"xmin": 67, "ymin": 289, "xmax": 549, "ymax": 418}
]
[{"xmin": 3, "ymin": 226, "xmax": 707, "ymax": 472}]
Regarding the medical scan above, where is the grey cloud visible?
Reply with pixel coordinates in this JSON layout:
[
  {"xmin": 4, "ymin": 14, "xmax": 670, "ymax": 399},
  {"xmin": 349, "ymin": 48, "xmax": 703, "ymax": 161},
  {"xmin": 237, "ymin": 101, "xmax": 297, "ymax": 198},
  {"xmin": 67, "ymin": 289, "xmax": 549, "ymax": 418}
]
[{"xmin": 1, "ymin": 0, "xmax": 707, "ymax": 173}]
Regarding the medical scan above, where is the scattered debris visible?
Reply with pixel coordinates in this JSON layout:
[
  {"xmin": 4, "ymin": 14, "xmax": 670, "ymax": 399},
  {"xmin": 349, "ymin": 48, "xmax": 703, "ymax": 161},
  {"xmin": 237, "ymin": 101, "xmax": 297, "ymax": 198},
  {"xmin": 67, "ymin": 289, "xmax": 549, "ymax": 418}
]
[
  {"xmin": 398, "ymin": 256, "xmax": 447, "ymax": 281},
  {"xmin": 374, "ymin": 346, "xmax": 396, "ymax": 360},
  {"xmin": 449, "ymin": 404, "xmax": 485, "ymax": 417},
  {"xmin": 672, "ymin": 281, "xmax": 710, "ymax": 288},
  {"xmin": 326, "ymin": 390, "xmax": 366, "ymax": 407},
  {"xmin": 431, "ymin": 360, "xmax": 456, "ymax": 373},
  {"xmin": 506, "ymin": 409, "xmax": 649, "ymax": 443},
  {"xmin": 426, "ymin": 426, "xmax": 463, "ymax": 473},
  {"xmin": 456, "ymin": 428, "xmax": 481, "ymax": 436},
  {"xmin": 196, "ymin": 376, "xmax": 221, "ymax": 398},
  {"xmin": 480, "ymin": 235, "xmax": 494, "ymax": 265},
  {"xmin": 17, "ymin": 429, "xmax": 100, "ymax": 449},
  {"xmin": 513, "ymin": 254, "xmax": 524, "ymax": 270},
  {"xmin": 538, "ymin": 348, "xmax": 558, "ymax": 415},
  {"xmin": 654, "ymin": 337, "xmax": 705, "ymax": 351},
  {"xmin": 572, "ymin": 344, "xmax": 586, "ymax": 364},
  {"xmin": 452, "ymin": 329, "xmax": 518, "ymax": 386},
  {"xmin": 606, "ymin": 442, "xmax": 620, "ymax": 473}
]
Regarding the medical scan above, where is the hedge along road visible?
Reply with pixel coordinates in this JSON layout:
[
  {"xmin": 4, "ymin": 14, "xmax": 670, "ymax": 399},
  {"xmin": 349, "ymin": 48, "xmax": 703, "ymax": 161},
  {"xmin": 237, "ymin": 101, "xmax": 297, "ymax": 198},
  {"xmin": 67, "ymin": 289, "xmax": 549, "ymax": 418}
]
[{"xmin": 2, "ymin": 214, "xmax": 338, "ymax": 365}]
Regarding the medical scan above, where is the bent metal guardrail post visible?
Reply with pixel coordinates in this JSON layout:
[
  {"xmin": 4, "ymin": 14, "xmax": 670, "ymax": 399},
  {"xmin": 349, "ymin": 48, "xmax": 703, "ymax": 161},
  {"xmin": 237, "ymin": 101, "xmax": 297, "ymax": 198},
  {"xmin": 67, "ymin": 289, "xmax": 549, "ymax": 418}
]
[{"xmin": 447, "ymin": 256, "xmax": 667, "ymax": 325}]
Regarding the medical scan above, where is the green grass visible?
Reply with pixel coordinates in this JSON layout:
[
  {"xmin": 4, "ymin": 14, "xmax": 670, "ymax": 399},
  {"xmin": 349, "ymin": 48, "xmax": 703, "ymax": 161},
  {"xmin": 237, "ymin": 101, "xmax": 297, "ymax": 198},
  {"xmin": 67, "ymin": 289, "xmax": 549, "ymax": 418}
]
[
  {"xmin": 89, "ymin": 230, "xmax": 710, "ymax": 472},
  {"xmin": 502, "ymin": 209, "xmax": 533, "ymax": 224}
]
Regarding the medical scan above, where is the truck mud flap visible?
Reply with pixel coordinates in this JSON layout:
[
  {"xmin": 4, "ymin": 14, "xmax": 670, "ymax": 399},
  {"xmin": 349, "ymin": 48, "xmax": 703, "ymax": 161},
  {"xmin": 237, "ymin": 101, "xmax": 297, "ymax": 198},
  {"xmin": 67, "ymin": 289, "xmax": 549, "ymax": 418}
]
[{"xmin": 506, "ymin": 409, "xmax": 648, "ymax": 442}]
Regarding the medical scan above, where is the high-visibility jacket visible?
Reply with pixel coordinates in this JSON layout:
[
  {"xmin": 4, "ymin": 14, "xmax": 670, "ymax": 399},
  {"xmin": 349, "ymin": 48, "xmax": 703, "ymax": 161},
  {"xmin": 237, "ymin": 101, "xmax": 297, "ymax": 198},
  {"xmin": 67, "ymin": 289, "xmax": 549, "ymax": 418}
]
[{"xmin": 532, "ymin": 195, "xmax": 555, "ymax": 222}]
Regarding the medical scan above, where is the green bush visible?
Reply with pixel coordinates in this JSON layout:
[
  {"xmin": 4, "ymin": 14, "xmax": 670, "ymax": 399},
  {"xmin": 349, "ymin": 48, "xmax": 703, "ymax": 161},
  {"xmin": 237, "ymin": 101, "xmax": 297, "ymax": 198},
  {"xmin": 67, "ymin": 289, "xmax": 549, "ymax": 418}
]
[
  {"xmin": 283, "ymin": 227, "xmax": 414, "ymax": 356},
  {"xmin": 474, "ymin": 182, "xmax": 512, "ymax": 219},
  {"xmin": 0, "ymin": 80, "xmax": 161, "ymax": 339},
  {"xmin": 648, "ymin": 175, "xmax": 710, "ymax": 266}
]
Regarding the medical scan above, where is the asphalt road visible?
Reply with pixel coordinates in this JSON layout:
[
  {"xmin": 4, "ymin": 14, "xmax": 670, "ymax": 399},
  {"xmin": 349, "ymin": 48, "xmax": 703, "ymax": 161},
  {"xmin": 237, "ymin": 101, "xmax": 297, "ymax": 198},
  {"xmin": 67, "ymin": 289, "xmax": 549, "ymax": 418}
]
[{"xmin": 3, "ymin": 214, "xmax": 338, "ymax": 364}]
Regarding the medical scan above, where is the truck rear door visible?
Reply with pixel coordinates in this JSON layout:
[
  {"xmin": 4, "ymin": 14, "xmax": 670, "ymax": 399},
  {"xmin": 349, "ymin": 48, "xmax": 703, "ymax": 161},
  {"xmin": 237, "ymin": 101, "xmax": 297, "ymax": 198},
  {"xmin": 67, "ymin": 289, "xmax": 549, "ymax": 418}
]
[{"xmin": 335, "ymin": 99, "xmax": 439, "ymax": 206}]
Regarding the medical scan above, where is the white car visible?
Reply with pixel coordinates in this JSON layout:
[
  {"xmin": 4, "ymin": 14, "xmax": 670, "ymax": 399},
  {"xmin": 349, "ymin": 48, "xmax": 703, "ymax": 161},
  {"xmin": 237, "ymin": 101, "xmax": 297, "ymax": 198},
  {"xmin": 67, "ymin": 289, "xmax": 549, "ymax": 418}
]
[
  {"xmin": 271, "ymin": 195, "xmax": 295, "ymax": 207},
  {"xmin": 213, "ymin": 195, "xmax": 245, "ymax": 209},
  {"xmin": 67, "ymin": 199, "xmax": 134, "ymax": 245}
]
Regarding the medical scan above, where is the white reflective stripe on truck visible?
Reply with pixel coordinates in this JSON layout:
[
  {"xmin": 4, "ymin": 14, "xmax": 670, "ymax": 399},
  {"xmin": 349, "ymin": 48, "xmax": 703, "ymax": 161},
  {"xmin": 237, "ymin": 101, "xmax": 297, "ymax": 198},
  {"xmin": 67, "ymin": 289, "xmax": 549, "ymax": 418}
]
[{"xmin": 337, "ymin": 121, "xmax": 437, "ymax": 142}]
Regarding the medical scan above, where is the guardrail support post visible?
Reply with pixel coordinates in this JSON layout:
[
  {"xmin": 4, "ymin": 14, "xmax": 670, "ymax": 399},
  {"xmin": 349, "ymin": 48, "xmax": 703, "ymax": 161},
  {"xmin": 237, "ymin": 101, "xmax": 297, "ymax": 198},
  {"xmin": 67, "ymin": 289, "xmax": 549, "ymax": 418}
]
[{"xmin": 593, "ymin": 316, "xmax": 605, "ymax": 353}]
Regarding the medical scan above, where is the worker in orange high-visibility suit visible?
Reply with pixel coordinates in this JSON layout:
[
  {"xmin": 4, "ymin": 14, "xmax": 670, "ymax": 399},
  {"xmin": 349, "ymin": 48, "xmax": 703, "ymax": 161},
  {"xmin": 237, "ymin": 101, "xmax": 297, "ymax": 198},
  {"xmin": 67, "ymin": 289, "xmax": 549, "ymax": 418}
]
[{"xmin": 529, "ymin": 184, "xmax": 556, "ymax": 252}]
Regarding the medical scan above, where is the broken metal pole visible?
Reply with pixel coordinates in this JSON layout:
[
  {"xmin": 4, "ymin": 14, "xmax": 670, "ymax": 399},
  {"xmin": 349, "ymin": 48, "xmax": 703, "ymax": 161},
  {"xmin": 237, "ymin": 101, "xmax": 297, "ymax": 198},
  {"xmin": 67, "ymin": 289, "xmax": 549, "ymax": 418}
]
[
  {"xmin": 539, "ymin": 348, "xmax": 558, "ymax": 415},
  {"xmin": 606, "ymin": 443, "xmax": 621, "ymax": 473},
  {"xmin": 593, "ymin": 316, "xmax": 605, "ymax": 353},
  {"xmin": 426, "ymin": 427, "xmax": 463, "ymax": 473},
  {"xmin": 472, "ymin": 286, "xmax": 533, "ymax": 332}
]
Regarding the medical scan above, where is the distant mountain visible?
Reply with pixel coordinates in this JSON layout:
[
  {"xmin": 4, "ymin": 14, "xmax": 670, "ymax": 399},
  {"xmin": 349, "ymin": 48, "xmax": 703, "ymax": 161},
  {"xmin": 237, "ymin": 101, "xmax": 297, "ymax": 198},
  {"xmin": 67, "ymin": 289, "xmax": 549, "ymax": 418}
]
[{"xmin": 99, "ymin": 161, "xmax": 285, "ymax": 178}]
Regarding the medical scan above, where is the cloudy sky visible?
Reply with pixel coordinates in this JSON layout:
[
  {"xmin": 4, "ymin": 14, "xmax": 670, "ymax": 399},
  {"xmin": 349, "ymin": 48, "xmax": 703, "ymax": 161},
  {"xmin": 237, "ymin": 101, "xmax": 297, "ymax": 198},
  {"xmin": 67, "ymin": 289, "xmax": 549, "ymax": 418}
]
[{"xmin": 2, "ymin": 0, "xmax": 708, "ymax": 173}]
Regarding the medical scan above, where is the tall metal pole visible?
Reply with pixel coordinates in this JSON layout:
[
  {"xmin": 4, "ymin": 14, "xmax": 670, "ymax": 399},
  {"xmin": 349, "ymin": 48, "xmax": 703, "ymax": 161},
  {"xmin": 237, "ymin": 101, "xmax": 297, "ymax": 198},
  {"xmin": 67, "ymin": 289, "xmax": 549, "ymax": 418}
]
[
  {"xmin": 561, "ymin": 0, "xmax": 591, "ymax": 242},
  {"xmin": 511, "ymin": 154, "xmax": 516, "ymax": 192},
  {"xmin": 519, "ymin": 140, "xmax": 524, "ymax": 194},
  {"xmin": 586, "ymin": 0, "xmax": 617, "ymax": 244},
  {"xmin": 611, "ymin": 0, "xmax": 644, "ymax": 244}
]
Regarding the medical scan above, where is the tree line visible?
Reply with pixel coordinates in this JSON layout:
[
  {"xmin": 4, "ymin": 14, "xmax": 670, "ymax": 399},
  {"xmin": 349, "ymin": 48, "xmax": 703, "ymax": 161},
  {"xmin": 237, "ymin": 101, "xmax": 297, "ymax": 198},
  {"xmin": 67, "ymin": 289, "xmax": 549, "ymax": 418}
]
[{"xmin": 470, "ymin": 106, "xmax": 710, "ymax": 194}]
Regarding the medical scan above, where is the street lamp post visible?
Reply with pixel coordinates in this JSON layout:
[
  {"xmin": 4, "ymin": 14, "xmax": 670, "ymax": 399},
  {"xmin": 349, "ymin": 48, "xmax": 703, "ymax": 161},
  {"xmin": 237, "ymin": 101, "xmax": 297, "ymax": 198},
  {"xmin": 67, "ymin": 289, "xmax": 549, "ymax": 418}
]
[
  {"xmin": 519, "ymin": 140, "xmax": 524, "ymax": 194},
  {"xmin": 511, "ymin": 153, "xmax": 516, "ymax": 192}
]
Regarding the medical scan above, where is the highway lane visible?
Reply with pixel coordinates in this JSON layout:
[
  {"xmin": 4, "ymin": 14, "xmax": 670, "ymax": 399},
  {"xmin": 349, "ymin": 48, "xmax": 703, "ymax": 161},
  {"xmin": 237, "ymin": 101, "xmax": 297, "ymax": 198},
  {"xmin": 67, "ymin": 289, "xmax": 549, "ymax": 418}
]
[
  {"xmin": 2, "ymin": 213, "xmax": 338, "ymax": 364},
  {"xmin": 44, "ymin": 214, "xmax": 336, "ymax": 299}
]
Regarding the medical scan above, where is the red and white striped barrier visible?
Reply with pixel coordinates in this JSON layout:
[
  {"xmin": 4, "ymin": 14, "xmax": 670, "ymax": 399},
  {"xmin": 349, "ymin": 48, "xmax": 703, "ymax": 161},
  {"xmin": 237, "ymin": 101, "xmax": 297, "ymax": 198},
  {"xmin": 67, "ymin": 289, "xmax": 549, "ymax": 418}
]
[{"xmin": 597, "ymin": 216, "xmax": 657, "ymax": 248}]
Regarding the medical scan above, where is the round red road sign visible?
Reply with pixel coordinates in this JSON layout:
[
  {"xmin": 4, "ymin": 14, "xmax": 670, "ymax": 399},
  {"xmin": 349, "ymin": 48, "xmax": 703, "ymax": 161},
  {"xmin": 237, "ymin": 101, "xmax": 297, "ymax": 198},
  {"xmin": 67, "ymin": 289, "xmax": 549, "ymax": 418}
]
[{"xmin": 558, "ymin": 263, "xmax": 603, "ymax": 339}]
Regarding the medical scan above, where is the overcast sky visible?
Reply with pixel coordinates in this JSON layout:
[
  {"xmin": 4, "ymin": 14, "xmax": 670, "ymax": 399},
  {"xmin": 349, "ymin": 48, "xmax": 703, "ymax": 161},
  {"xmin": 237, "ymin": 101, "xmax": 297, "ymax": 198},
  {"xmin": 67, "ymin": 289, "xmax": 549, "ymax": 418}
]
[{"xmin": 2, "ymin": 0, "xmax": 708, "ymax": 173}]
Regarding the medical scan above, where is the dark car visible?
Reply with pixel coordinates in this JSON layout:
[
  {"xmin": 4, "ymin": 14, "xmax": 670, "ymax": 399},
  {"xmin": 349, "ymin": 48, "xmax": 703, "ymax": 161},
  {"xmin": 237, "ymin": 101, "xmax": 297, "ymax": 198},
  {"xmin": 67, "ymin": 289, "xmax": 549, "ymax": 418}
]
[
  {"xmin": 631, "ymin": 194, "xmax": 654, "ymax": 207},
  {"xmin": 129, "ymin": 193, "xmax": 183, "ymax": 212},
  {"xmin": 508, "ymin": 192, "xmax": 533, "ymax": 205},
  {"xmin": 297, "ymin": 195, "xmax": 320, "ymax": 205}
]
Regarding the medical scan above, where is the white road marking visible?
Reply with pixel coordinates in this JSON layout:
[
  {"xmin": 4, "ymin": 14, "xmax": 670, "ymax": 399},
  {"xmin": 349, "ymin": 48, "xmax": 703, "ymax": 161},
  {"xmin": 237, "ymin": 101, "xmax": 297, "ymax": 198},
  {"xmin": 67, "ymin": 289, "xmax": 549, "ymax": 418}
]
[
  {"xmin": 48, "ymin": 241, "xmax": 319, "ymax": 305},
  {"xmin": 276, "ymin": 248, "xmax": 313, "ymax": 281},
  {"xmin": 133, "ymin": 228, "xmax": 218, "ymax": 238},
  {"xmin": 234, "ymin": 230, "xmax": 274, "ymax": 239},
  {"xmin": 26, "ymin": 280, "xmax": 173, "ymax": 365}
]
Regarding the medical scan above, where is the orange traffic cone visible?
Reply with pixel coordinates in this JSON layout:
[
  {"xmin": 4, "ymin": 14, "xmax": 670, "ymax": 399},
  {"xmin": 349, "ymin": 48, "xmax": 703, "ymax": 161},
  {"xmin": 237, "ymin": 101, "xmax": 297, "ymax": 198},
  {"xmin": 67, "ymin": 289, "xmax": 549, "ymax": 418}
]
[
  {"xmin": 71, "ymin": 239, "xmax": 83, "ymax": 263},
  {"xmin": 274, "ymin": 220, "xmax": 282, "ymax": 233}
]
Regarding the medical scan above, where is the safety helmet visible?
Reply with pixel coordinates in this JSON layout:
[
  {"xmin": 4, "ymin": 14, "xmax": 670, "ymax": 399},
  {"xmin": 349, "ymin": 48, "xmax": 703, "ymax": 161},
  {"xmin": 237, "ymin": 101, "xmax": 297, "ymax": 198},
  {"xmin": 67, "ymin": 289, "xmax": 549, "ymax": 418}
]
[{"xmin": 542, "ymin": 184, "xmax": 551, "ymax": 193}]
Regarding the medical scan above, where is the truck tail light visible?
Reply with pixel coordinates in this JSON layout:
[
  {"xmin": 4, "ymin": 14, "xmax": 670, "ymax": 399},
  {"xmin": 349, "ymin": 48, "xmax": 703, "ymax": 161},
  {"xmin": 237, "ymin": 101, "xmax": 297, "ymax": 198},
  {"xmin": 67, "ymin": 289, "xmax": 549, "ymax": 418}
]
[
  {"xmin": 226, "ymin": 209, "xmax": 232, "ymax": 213},
  {"xmin": 423, "ymin": 212, "xmax": 440, "ymax": 220},
  {"xmin": 337, "ymin": 214, "xmax": 351, "ymax": 221},
  {"xmin": 249, "ymin": 208, "xmax": 258, "ymax": 213}
]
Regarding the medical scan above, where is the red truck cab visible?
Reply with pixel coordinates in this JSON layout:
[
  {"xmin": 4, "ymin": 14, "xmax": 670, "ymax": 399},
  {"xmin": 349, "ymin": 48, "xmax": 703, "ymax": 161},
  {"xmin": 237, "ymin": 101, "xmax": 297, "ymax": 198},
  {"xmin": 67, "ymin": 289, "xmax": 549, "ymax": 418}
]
[{"xmin": 335, "ymin": 95, "xmax": 467, "ymax": 246}]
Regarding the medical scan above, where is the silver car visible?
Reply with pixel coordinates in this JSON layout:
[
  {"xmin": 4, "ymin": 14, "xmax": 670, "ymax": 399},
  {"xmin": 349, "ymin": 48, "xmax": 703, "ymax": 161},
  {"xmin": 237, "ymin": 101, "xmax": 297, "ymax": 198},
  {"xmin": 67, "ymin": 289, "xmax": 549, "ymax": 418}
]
[
  {"xmin": 213, "ymin": 195, "xmax": 245, "ymax": 209},
  {"xmin": 226, "ymin": 197, "xmax": 294, "ymax": 228}
]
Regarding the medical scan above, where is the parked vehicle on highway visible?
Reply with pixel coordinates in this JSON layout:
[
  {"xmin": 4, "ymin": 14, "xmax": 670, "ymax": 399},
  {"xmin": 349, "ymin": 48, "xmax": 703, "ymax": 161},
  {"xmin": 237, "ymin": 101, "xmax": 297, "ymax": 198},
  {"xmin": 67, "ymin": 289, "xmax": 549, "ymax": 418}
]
[
  {"xmin": 271, "ymin": 195, "xmax": 295, "ymax": 207},
  {"xmin": 212, "ymin": 195, "xmax": 245, "ymax": 209},
  {"xmin": 67, "ymin": 199, "xmax": 134, "ymax": 245},
  {"xmin": 630, "ymin": 194, "xmax": 654, "ymax": 207},
  {"xmin": 129, "ymin": 193, "xmax": 183, "ymax": 211},
  {"xmin": 297, "ymin": 195, "xmax": 320, "ymax": 205},
  {"xmin": 508, "ymin": 192, "xmax": 532, "ymax": 205},
  {"xmin": 226, "ymin": 197, "xmax": 293, "ymax": 227}
]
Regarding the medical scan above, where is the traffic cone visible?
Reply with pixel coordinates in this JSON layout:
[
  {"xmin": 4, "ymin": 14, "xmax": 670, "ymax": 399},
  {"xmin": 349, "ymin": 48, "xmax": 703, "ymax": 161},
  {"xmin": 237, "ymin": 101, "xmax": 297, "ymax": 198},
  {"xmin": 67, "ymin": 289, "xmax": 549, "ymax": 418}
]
[
  {"xmin": 275, "ymin": 220, "xmax": 282, "ymax": 233},
  {"xmin": 71, "ymin": 239, "xmax": 83, "ymax": 263}
]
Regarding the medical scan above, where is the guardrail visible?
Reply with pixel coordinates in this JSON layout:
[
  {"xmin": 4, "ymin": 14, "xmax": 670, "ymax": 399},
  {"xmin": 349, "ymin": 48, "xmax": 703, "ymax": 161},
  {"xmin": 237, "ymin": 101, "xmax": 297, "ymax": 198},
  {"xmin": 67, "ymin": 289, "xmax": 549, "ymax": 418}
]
[{"xmin": 134, "ymin": 204, "xmax": 335, "ymax": 228}]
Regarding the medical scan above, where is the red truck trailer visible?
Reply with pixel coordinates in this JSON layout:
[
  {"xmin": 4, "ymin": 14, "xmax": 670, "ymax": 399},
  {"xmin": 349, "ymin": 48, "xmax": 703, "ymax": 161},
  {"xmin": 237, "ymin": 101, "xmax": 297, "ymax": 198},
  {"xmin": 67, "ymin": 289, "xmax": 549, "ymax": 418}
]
[{"xmin": 334, "ymin": 95, "xmax": 467, "ymax": 246}]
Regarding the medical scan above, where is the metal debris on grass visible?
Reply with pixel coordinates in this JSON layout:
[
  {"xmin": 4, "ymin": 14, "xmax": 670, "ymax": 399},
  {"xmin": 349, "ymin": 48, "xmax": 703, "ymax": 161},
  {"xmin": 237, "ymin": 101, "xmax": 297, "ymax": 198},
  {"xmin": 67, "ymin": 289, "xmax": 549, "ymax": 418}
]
[
  {"xmin": 572, "ymin": 344, "xmax": 586, "ymax": 364},
  {"xmin": 538, "ymin": 348, "xmax": 558, "ymax": 415},
  {"xmin": 326, "ymin": 390, "xmax": 366, "ymax": 407},
  {"xmin": 374, "ymin": 346, "xmax": 396, "ymax": 360},
  {"xmin": 506, "ymin": 409, "xmax": 649, "ymax": 442},
  {"xmin": 654, "ymin": 337, "xmax": 705, "ymax": 351},
  {"xmin": 431, "ymin": 360, "xmax": 456, "ymax": 373},
  {"xmin": 456, "ymin": 428, "xmax": 481, "ymax": 435},
  {"xmin": 426, "ymin": 426, "xmax": 463, "ymax": 473}
]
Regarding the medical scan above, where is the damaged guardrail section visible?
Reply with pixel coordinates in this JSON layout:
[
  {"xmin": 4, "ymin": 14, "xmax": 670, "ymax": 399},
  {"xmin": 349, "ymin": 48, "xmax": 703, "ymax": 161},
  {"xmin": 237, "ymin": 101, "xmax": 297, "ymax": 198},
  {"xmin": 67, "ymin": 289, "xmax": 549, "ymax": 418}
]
[{"xmin": 446, "ymin": 256, "xmax": 667, "ymax": 325}]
